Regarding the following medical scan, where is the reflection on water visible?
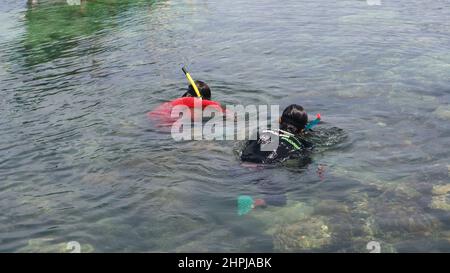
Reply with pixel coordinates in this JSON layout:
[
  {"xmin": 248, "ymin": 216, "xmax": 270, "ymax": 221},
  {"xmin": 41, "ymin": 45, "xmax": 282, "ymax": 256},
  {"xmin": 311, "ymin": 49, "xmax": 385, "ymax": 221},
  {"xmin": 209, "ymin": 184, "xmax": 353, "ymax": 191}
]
[{"xmin": 1, "ymin": 0, "xmax": 450, "ymax": 252}]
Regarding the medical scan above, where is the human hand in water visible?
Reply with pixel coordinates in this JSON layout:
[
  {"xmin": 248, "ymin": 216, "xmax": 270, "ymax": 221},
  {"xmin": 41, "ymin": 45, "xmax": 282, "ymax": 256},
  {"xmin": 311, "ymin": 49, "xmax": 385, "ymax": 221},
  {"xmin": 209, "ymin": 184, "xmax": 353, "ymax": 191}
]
[
  {"xmin": 237, "ymin": 196, "xmax": 267, "ymax": 215},
  {"xmin": 253, "ymin": 198, "xmax": 267, "ymax": 208}
]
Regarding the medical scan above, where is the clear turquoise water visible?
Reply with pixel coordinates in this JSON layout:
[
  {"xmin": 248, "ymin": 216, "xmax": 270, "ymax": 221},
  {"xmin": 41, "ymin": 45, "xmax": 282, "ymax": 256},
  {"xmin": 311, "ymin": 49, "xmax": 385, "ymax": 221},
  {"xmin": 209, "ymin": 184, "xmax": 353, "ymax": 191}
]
[{"xmin": 1, "ymin": 0, "xmax": 450, "ymax": 252}]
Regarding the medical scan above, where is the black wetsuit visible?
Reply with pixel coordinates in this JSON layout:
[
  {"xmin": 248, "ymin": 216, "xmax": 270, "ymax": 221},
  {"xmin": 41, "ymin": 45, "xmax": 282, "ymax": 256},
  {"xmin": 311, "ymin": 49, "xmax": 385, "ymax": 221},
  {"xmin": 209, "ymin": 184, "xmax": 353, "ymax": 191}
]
[
  {"xmin": 240, "ymin": 129, "xmax": 313, "ymax": 207},
  {"xmin": 240, "ymin": 129, "xmax": 313, "ymax": 164}
]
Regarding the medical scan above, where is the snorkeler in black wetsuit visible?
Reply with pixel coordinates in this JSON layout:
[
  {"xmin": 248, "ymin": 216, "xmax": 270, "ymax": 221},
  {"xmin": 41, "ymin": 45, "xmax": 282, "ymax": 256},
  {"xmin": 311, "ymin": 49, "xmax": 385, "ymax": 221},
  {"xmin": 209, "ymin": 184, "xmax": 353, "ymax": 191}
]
[
  {"xmin": 241, "ymin": 104, "xmax": 313, "ymax": 164},
  {"xmin": 238, "ymin": 104, "xmax": 314, "ymax": 211}
]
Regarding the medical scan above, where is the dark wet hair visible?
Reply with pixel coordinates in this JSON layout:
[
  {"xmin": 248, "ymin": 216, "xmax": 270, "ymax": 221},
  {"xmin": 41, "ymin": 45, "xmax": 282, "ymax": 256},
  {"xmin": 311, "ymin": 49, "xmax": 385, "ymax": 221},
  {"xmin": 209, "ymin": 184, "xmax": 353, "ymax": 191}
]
[
  {"xmin": 280, "ymin": 104, "xmax": 308, "ymax": 134},
  {"xmin": 182, "ymin": 80, "xmax": 211, "ymax": 100}
]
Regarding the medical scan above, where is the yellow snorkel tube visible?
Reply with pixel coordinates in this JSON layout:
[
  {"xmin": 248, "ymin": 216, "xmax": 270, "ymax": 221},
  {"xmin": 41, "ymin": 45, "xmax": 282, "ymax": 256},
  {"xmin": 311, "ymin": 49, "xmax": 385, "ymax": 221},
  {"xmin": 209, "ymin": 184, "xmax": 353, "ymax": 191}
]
[{"xmin": 182, "ymin": 66, "xmax": 202, "ymax": 98}]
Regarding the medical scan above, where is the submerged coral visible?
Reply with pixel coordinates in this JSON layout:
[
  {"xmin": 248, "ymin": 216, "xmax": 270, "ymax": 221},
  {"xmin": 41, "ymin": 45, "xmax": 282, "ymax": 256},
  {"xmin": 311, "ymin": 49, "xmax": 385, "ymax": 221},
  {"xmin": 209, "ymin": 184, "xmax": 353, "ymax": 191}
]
[
  {"xmin": 433, "ymin": 105, "xmax": 450, "ymax": 120},
  {"xmin": 373, "ymin": 202, "xmax": 440, "ymax": 236},
  {"xmin": 432, "ymin": 184, "xmax": 450, "ymax": 196},
  {"xmin": 430, "ymin": 184, "xmax": 450, "ymax": 211},
  {"xmin": 347, "ymin": 184, "xmax": 442, "ymax": 252},
  {"xmin": 251, "ymin": 200, "xmax": 359, "ymax": 252},
  {"xmin": 250, "ymin": 201, "xmax": 314, "ymax": 235},
  {"xmin": 273, "ymin": 216, "xmax": 332, "ymax": 252},
  {"xmin": 362, "ymin": 188, "xmax": 442, "ymax": 243},
  {"xmin": 249, "ymin": 201, "xmax": 334, "ymax": 251}
]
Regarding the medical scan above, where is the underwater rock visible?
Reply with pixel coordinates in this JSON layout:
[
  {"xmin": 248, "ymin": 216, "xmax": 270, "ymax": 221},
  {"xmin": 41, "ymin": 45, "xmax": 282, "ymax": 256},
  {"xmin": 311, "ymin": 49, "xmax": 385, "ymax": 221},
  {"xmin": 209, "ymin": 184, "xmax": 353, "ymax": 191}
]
[
  {"xmin": 349, "ymin": 186, "xmax": 442, "ymax": 245},
  {"xmin": 386, "ymin": 54, "xmax": 450, "ymax": 94},
  {"xmin": 361, "ymin": 216, "xmax": 377, "ymax": 239},
  {"xmin": 351, "ymin": 237, "xmax": 397, "ymax": 253},
  {"xmin": 391, "ymin": 184, "xmax": 422, "ymax": 200},
  {"xmin": 394, "ymin": 237, "xmax": 450, "ymax": 253},
  {"xmin": 331, "ymin": 166, "xmax": 426, "ymax": 201},
  {"xmin": 346, "ymin": 192, "xmax": 380, "ymax": 248},
  {"xmin": 432, "ymin": 184, "xmax": 450, "ymax": 196},
  {"xmin": 329, "ymin": 166, "xmax": 387, "ymax": 190},
  {"xmin": 430, "ymin": 195, "xmax": 450, "ymax": 211},
  {"xmin": 438, "ymin": 231, "xmax": 450, "ymax": 247},
  {"xmin": 368, "ymin": 187, "xmax": 442, "ymax": 242},
  {"xmin": 349, "ymin": 192, "xmax": 371, "ymax": 214},
  {"xmin": 403, "ymin": 139, "xmax": 413, "ymax": 146},
  {"xmin": 17, "ymin": 238, "xmax": 94, "ymax": 253},
  {"xmin": 313, "ymin": 199, "xmax": 349, "ymax": 216},
  {"xmin": 374, "ymin": 203, "xmax": 440, "ymax": 235},
  {"xmin": 433, "ymin": 105, "xmax": 450, "ymax": 120},
  {"xmin": 430, "ymin": 184, "xmax": 450, "ymax": 211},
  {"xmin": 250, "ymin": 201, "xmax": 314, "ymax": 235},
  {"xmin": 272, "ymin": 216, "xmax": 332, "ymax": 252},
  {"xmin": 312, "ymin": 199, "xmax": 355, "ymax": 251},
  {"xmin": 387, "ymin": 89, "xmax": 438, "ymax": 111}
]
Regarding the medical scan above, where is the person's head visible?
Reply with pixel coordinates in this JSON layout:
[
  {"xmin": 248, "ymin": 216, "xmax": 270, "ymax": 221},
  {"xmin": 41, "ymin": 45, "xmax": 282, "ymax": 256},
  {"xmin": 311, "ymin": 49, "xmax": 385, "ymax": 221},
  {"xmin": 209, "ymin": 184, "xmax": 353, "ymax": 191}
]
[
  {"xmin": 182, "ymin": 80, "xmax": 211, "ymax": 100},
  {"xmin": 280, "ymin": 104, "xmax": 308, "ymax": 134}
]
